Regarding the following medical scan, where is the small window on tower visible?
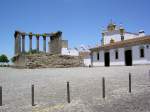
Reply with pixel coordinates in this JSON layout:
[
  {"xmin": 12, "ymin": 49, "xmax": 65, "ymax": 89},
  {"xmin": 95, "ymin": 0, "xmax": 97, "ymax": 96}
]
[
  {"xmin": 97, "ymin": 52, "xmax": 99, "ymax": 60},
  {"xmin": 121, "ymin": 36, "xmax": 124, "ymax": 41},
  {"xmin": 115, "ymin": 50, "xmax": 118, "ymax": 59}
]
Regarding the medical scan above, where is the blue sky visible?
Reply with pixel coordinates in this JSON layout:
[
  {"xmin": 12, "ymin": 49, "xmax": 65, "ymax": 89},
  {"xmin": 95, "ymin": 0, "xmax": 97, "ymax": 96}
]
[{"xmin": 0, "ymin": 0, "xmax": 150, "ymax": 58}]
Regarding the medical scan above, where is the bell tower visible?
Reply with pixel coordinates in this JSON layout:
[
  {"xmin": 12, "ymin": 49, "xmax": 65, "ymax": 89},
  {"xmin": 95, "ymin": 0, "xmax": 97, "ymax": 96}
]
[{"xmin": 107, "ymin": 20, "xmax": 116, "ymax": 32}]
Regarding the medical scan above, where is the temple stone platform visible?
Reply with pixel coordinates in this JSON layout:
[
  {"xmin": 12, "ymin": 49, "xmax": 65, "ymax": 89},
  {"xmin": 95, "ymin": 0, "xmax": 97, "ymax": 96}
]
[{"xmin": 14, "ymin": 54, "xmax": 83, "ymax": 69}]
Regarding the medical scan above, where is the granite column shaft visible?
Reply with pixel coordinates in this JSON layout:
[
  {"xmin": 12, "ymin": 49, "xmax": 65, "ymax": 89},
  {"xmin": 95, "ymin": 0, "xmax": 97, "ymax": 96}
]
[
  {"xmin": 36, "ymin": 36, "xmax": 40, "ymax": 52},
  {"xmin": 29, "ymin": 34, "xmax": 32, "ymax": 52},
  {"xmin": 43, "ymin": 36, "xmax": 46, "ymax": 53},
  {"xmin": 22, "ymin": 35, "xmax": 25, "ymax": 53}
]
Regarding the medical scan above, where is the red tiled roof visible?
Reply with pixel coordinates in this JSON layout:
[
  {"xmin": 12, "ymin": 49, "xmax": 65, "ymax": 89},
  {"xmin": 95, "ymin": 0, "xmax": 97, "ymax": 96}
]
[{"xmin": 79, "ymin": 51, "xmax": 90, "ymax": 58}]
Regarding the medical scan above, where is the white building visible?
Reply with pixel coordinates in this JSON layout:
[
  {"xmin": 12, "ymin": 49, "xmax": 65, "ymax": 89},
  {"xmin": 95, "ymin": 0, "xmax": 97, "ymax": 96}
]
[
  {"xmin": 90, "ymin": 22, "xmax": 150, "ymax": 66},
  {"xmin": 61, "ymin": 44, "xmax": 91, "ymax": 66},
  {"xmin": 61, "ymin": 48, "xmax": 79, "ymax": 56}
]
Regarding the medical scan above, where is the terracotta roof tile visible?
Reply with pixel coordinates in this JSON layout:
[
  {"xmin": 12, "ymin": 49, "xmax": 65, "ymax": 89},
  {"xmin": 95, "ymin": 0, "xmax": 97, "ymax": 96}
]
[{"xmin": 79, "ymin": 52, "xmax": 90, "ymax": 58}]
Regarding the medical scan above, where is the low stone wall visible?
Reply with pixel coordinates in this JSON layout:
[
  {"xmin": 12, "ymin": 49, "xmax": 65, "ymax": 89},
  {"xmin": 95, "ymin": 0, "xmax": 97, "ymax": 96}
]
[{"xmin": 15, "ymin": 54, "xmax": 83, "ymax": 69}]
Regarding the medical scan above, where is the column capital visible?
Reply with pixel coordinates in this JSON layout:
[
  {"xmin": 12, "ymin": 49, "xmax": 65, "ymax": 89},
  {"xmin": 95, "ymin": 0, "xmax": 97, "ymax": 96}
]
[
  {"xmin": 43, "ymin": 34, "xmax": 46, "ymax": 40},
  {"xmin": 36, "ymin": 34, "xmax": 40, "ymax": 39},
  {"xmin": 42, "ymin": 33, "xmax": 47, "ymax": 38},
  {"xmin": 29, "ymin": 32, "xmax": 33, "ymax": 39},
  {"xmin": 21, "ymin": 32, "xmax": 26, "ymax": 39},
  {"xmin": 14, "ymin": 31, "xmax": 20, "ymax": 38}
]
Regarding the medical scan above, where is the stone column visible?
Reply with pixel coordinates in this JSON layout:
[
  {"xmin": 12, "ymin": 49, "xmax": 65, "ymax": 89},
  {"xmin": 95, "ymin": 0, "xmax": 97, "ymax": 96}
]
[
  {"xmin": 43, "ymin": 35, "xmax": 46, "ymax": 53},
  {"xmin": 90, "ymin": 52, "xmax": 93, "ymax": 67},
  {"xmin": 18, "ymin": 34, "xmax": 21, "ymax": 54},
  {"xmin": 49, "ymin": 36, "xmax": 51, "ymax": 53},
  {"xmin": 22, "ymin": 33, "xmax": 25, "ymax": 53},
  {"xmin": 36, "ymin": 35, "xmax": 40, "ymax": 52},
  {"xmin": 29, "ymin": 32, "xmax": 33, "ymax": 52},
  {"xmin": 14, "ymin": 31, "xmax": 20, "ymax": 55},
  {"xmin": 14, "ymin": 34, "xmax": 17, "ymax": 55}
]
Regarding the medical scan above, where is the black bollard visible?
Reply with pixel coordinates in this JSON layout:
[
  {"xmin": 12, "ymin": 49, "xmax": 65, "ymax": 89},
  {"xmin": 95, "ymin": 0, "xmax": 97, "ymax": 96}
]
[
  {"xmin": 31, "ymin": 85, "xmax": 35, "ymax": 106},
  {"xmin": 102, "ymin": 77, "xmax": 105, "ymax": 98},
  {"xmin": 129, "ymin": 73, "xmax": 131, "ymax": 93},
  {"xmin": 0, "ymin": 86, "xmax": 2, "ymax": 106},
  {"xmin": 67, "ymin": 82, "xmax": 70, "ymax": 103}
]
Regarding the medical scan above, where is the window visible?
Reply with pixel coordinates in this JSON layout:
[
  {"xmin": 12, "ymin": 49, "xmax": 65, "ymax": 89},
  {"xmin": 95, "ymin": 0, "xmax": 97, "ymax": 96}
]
[
  {"xmin": 146, "ymin": 45, "xmax": 149, "ymax": 49},
  {"xmin": 140, "ymin": 48, "xmax": 144, "ymax": 58},
  {"xmin": 97, "ymin": 52, "xmax": 99, "ymax": 60},
  {"xmin": 121, "ymin": 36, "xmax": 124, "ymax": 41},
  {"xmin": 115, "ymin": 50, "xmax": 118, "ymax": 59}
]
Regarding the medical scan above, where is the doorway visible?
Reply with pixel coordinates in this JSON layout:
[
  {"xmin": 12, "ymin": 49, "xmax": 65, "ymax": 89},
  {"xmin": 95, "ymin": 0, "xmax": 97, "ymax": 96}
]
[
  {"xmin": 104, "ymin": 52, "xmax": 110, "ymax": 67},
  {"xmin": 125, "ymin": 50, "xmax": 132, "ymax": 66}
]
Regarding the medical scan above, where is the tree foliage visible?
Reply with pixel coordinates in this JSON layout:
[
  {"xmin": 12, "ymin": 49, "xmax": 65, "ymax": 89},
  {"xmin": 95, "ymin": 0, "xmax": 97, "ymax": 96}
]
[
  {"xmin": 0, "ymin": 54, "xmax": 9, "ymax": 63},
  {"xmin": 11, "ymin": 56, "xmax": 16, "ymax": 63},
  {"xmin": 25, "ymin": 49, "xmax": 43, "ymax": 54}
]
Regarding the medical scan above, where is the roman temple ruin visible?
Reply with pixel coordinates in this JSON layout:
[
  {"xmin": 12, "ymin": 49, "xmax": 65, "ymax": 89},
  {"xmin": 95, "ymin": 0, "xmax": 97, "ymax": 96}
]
[{"xmin": 13, "ymin": 31, "xmax": 83, "ymax": 68}]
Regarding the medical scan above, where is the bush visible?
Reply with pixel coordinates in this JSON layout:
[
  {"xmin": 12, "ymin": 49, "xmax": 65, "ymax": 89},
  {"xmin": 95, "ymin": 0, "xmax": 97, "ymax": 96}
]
[
  {"xmin": 25, "ymin": 49, "xmax": 43, "ymax": 54},
  {"xmin": 31, "ymin": 49, "xmax": 38, "ymax": 54}
]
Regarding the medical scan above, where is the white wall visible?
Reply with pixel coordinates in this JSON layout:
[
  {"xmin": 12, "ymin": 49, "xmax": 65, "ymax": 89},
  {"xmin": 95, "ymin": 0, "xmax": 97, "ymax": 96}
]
[
  {"xmin": 61, "ymin": 48, "xmax": 79, "ymax": 56},
  {"xmin": 132, "ymin": 44, "xmax": 150, "ymax": 65},
  {"xmin": 92, "ymin": 51, "xmax": 104, "ymax": 66},
  {"xmin": 92, "ymin": 44, "xmax": 150, "ymax": 66},
  {"xmin": 104, "ymin": 33, "xmax": 137, "ymax": 45},
  {"xmin": 147, "ymin": 44, "xmax": 150, "ymax": 61},
  {"xmin": 62, "ymin": 48, "xmax": 93, "ymax": 66},
  {"xmin": 110, "ymin": 48, "xmax": 125, "ymax": 66},
  {"xmin": 92, "ymin": 48, "xmax": 125, "ymax": 66},
  {"xmin": 92, "ymin": 51, "xmax": 97, "ymax": 62},
  {"xmin": 83, "ymin": 58, "xmax": 91, "ymax": 66}
]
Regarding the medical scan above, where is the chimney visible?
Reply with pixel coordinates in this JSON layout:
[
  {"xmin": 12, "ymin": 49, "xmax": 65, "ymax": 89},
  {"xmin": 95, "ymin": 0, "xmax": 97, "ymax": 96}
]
[{"xmin": 139, "ymin": 30, "xmax": 145, "ymax": 37}]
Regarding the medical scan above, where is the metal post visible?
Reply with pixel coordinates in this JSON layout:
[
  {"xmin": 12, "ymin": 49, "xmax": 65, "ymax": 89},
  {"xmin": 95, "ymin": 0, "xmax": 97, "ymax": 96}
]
[
  {"xmin": 102, "ymin": 77, "xmax": 105, "ymax": 98},
  {"xmin": 0, "ymin": 86, "xmax": 2, "ymax": 106},
  {"xmin": 129, "ymin": 73, "xmax": 131, "ymax": 93},
  {"xmin": 31, "ymin": 85, "xmax": 35, "ymax": 106},
  {"xmin": 67, "ymin": 82, "xmax": 70, "ymax": 103}
]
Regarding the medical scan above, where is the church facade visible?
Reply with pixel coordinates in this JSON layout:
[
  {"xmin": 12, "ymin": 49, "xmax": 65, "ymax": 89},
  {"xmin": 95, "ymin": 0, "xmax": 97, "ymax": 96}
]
[{"xmin": 90, "ymin": 22, "xmax": 150, "ymax": 66}]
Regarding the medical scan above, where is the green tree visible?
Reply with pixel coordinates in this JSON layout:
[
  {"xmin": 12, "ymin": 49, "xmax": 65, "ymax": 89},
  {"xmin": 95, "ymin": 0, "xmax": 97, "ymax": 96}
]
[
  {"xmin": 11, "ymin": 56, "xmax": 16, "ymax": 63},
  {"xmin": 0, "ymin": 54, "xmax": 9, "ymax": 65}
]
